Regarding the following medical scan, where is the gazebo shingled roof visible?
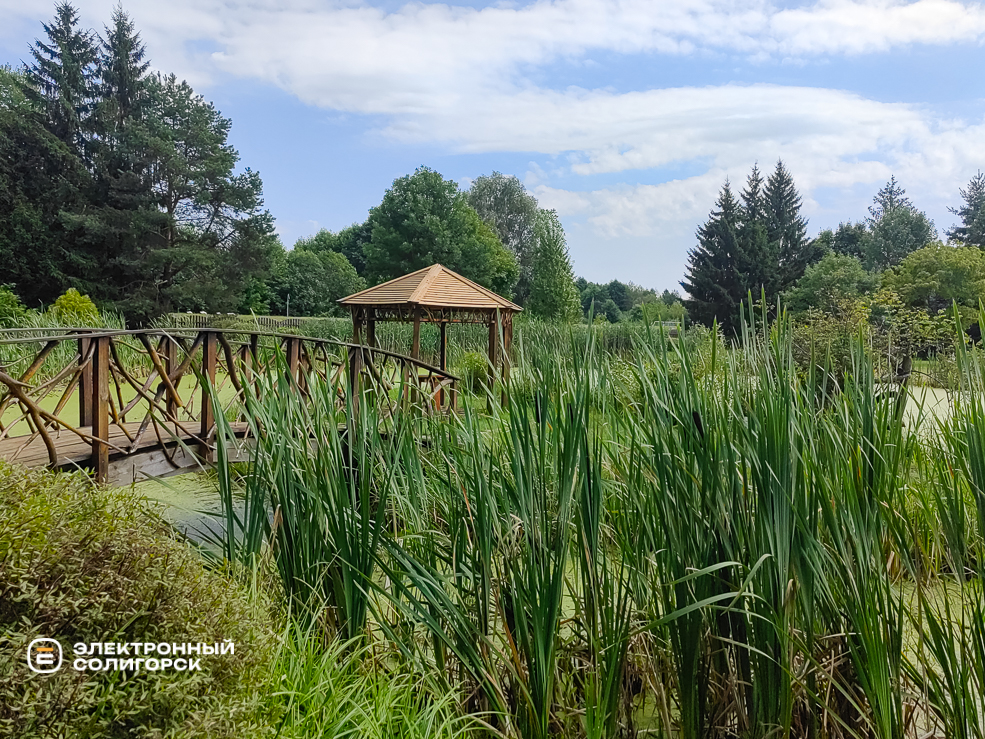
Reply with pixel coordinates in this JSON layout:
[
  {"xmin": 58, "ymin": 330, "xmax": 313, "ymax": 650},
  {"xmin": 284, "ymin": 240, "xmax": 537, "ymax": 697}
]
[
  {"xmin": 339, "ymin": 263, "xmax": 521, "ymax": 312},
  {"xmin": 338, "ymin": 264, "xmax": 519, "ymax": 407}
]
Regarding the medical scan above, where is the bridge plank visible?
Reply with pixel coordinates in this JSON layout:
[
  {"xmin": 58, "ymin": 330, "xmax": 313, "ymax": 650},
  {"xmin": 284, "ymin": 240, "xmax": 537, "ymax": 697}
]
[{"xmin": 0, "ymin": 421, "xmax": 249, "ymax": 474}]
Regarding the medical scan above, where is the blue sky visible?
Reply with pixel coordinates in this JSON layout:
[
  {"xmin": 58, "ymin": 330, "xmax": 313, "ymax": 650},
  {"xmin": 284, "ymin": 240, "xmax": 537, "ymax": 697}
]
[{"xmin": 2, "ymin": 0, "xmax": 984, "ymax": 292}]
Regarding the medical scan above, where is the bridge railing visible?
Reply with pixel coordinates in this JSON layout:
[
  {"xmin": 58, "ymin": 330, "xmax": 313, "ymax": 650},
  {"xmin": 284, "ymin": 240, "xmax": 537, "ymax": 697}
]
[{"xmin": 0, "ymin": 328, "xmax": 457, "ymax": 483}]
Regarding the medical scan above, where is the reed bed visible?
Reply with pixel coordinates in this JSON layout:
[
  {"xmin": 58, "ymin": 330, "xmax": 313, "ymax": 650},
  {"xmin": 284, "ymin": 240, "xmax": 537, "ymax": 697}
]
[{"xmin": 212, "ymin": 307, "xmax": 985, "ymax": 739}]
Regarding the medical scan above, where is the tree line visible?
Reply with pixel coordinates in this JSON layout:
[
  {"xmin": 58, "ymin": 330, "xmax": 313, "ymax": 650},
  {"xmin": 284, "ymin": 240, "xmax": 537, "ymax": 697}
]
[
  {"xmin": 0, "ymin": 3, "xmax": 276, "ymax": 323},
  {"xmin": 682, "ymin": 162, "xmax": 985, "ymax": 339},
  {"xmin": 0, "ymin": 4, "xmax": 600, "ymax": 324}
]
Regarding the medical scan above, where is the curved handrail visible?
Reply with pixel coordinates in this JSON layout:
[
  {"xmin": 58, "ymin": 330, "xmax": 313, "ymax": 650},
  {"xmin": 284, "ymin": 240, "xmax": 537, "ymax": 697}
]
[
  {"xmin": 0, "ymin": 327, "xmax": 459, "ymax": 482},
  {"xmin": 0, "ymin": 327, "xmax": 459, "ymax": 381}
]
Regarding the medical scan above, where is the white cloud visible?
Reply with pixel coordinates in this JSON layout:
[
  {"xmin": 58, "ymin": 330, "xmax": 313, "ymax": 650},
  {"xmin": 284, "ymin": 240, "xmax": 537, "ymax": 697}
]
[{"xmin": 3, "ymin": 0, "xmax": 984, "ymax": 287}]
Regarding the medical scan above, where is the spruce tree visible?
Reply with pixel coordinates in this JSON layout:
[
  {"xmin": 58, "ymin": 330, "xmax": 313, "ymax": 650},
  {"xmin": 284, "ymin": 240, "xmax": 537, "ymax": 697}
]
[
  {"xmin": 23, "ymin": 2, "xmax": 98, "ymax": 156},
  {"xmin": 948, "ymin": 171, "xmax": 985, "ymax": 248},
  {"xmin": 99, "ymin": 7, "xmax": 150, "ymax": 138},
  {"xmin": 862, "ymin": 176, "xmax": 935, "ymax": 270},
  {"xmin": 738, "ymin": 164, "xmax": 774, "ymax": 298},
  {"xmin": 681, "ymin": 181, "xmax": 745, "ymax": 334},
  {"xmin": 528, "ymin": 209, "xmax": 581, "ymax": 321},
  {"xmin": 764, "ymin": 160, "xmax": 815, "ymax": 290}
]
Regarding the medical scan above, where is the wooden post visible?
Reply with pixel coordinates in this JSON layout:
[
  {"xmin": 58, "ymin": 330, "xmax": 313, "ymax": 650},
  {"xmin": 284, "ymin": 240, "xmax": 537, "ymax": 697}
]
[
  {"xmin": 164, "ymin": 336, "xmax": 178, "ymax": 420},
  {"xmin": 200, "ymin": 332, "xmax": 217, "ymax": 462},
  {"xmin": 487, "ymin": 312, "xmax": 499, "ymax": 412},
  {"xmin": 366, "ymin": 308, "xmax": 376, "ymax": 348},
  {"xmin": 286, "ymin": 337, "xmax": 301, "ymax": 384},
  {"xmin": 349, "ymin": 312, "xmax": 364, "ymax": 404},
  {"xmin": 78, "ymin": 333, "xmax": 93, "ymax": 428},
  {"xmin": 411, "ymin": 308, "xmax": 421, "ymax": 359},
  {"xmin": 91, "ymin": 336, "xmax": 109, "ymax": 483},
  {"xmin": 438, "ymin": 321, "xmax": 447, "ymax": 409},
  {"xmin": 502, "ymin": 313, "xmax": 512, "ymax": 406}
]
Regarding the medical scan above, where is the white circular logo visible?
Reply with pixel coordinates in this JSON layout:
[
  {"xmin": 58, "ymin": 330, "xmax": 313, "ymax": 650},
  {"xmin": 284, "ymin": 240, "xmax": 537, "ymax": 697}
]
[{"xmin": 27, "ymin": 638, "xmax": 63, "ymax": 674}]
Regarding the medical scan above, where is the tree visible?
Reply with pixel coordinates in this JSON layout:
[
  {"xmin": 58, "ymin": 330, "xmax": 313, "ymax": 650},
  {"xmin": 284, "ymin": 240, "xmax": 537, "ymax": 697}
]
[
  {"xmin": 606, "ymin": 280, "xmax": 633, "ymax": 312},
  {"xmin": 97, "ymin": 6, "xmax": 150, "ymax": 140},
  {"xmin": 881, "ymin": 242, "xmax": 985, "ymax": 324},
  {"xmin": 0, "ymin": 66, "xmax": 87, "ymax": 305},
  {"xmin": 527, "ymin": 210, "xmax": 580, "ymax": 321},
  {"xmin": 764, "ymin": 160, "xmax": 817, "ymax": 289},
  {"xmin": 783, "ymin": 252, "xmax": 878, "ymax": 314},
  {"xmin": 23, "ymin": 2, "xmax": 98, "ymax": 156},
  {"xmin": 825, "ymin": 221, "xmax": 868, "ymax": 261},
  {"xmin": 364, "ymin": 167, "xmax": 518, "ymax": 296},
  {"xmin": 467, "ymin": 172, "xmax": 540, "ymax": 305},
  {"xmin": 948, "ymin": 171, "xmax": 985, "ymax": 248},
  {"xmin": 861, "ymin": 177, "xmax": 936, "ymax": 270},
  {"xmin": 738, "ymin": 164, "xmax": 774, "ymax": 296},
  {"xmin": 681, "ymin": 181, "xmax": 745, "ymax": 334},
  {"xmin": 294, "ymin": 223, "xmax": 372, "ymax": 276},
  {"xmin": 116, "ymin": 73, "xmax": 276, "ymax": 320},
  {"xmin": 270, "ymin": 248, "xmax": 365, "ymax": 317}
]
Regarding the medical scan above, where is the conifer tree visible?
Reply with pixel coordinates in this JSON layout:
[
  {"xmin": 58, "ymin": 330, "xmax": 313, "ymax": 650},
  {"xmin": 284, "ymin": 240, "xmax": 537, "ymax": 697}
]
[
  {"xmin": 681, "ymin": 181, "xmax": 745, "ymax": 334},
  {"xmin": 764, "ymin": 160, "xmax": 815, "ymax": 290},
  {"xmin": 948, "ymin": 171, "xmax": 985, "ymax": 248},
  {"xmin": 738, "ymin": 164, "xmax": 774, "ymax": 297},
  {"xmin": 861, "ymin": 176, "xmax": 935, "ymax": 270},
  {"xmin": 23, "ymin": 2, "xmax": 98, "ymax": 156},
  {"xmin": 98, "ymin": 7, "xmax": 150, "ymax": 139},
  {"xmin": 528, "ymin": 210, "xmax": 581, "ymax": 321}
]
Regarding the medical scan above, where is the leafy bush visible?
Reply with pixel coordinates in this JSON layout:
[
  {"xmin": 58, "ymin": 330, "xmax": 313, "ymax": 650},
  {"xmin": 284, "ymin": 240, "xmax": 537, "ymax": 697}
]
[
  {"xmin": 0, "ymin": 284, "xmax": 27, "ymax": 324},
  {"xmin": 52, "ymin": 288, "xmax": 100, "ymax": 326},
  {"xmin": 455, "ymin": 350, "xmax": 489, "ymax": 392},
  {"xmin": 0, "ymin": 465, "xmax": 277, "ymax": 738}
]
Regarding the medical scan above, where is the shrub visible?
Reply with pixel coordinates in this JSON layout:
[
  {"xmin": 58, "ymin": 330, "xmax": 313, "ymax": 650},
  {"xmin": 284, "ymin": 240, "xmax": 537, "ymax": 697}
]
[
  {"xmin": 0, "ymin": 284, "xmax": 27, "ymax": 324},
  {"xmin": 0, "ymin": 464, "xmax": 277, "ymax": 738},
  {"xmin": 52, "ymin": 288, "xmax": 100, "ymax": 326}
]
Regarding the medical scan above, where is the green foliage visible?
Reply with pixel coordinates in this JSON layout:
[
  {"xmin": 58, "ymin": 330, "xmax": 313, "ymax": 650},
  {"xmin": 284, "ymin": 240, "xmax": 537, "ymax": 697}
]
[
  {"xmin": 3, "ymin": 6, "xmax": 276, "ymax": 324},
  {"xmin": 270, "ymin": 247, "xmax": 365, "ymax": 316},
  {"xmin": 862, "ymin": 176, "xmax": 936, "ymax": 270},
  {"xmin": 826, "ymin": 220, "xmax": 868, "ymax": 261},
  {"xmin": 683, "ymin": 161, "xmax": 817, "ymax": 333},
  {"xmin": 0, "ymin": 66, "xmax": 88, "ymax": 307},
  {"xmin": 52, "ymin": 287, "xmax": 99, "ymax": 324},
  {"xmin": 455, "ymin": 350, "xmax": 489, "ymax": 392},
  {"xmin": 948, "ymin": 170, "xmax": 985, "ymax": 248},
  {"xmin": 468, "ymin": 172, "xmax": 541, "ymax": 305},
  {"xmin": 22, "ymin": 2, "xmax": 98, "ymax": 154},
  {"xmin": 681, "ymin": 179, "xmax": 745, "ymax": 333},
  {"xmin": 0, "ymin": 464, "xmax": 276, "ymax": 737},
  {"xmin": 784, "ymin": 252, "xmax": 878, "ymax": 314},
  {"xmin": 269, "ymin": 624, "xmax": 477, "ymax": 738},
  {"xmin": 364, "ymin": 166, "xmax": 519, "ymax": 296},
  {"xmin": 527, "ymin": 209, "xmax": 580, "ymax": 321},
  {"xmin": 0, "ymin": 284, "xmax": 27, "ymax": 323},
  {"xmin": 630, "ymin": 299, "xmax": 686, "ymax": 322},
  {"xmin": 882, "ymin": 242, "xmax": 985, "ymax": 323}
]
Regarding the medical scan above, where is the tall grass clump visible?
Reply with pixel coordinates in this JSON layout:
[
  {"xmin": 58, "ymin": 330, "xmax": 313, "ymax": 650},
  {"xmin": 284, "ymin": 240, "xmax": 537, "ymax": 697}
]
[{"xmin": 207, "ymin": 303, "xmax": 985, "ymax": 738}]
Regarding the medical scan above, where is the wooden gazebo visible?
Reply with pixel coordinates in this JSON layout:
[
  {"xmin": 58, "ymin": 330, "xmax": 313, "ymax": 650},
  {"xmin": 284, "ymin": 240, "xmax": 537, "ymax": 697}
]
[{"xmin": 338, "ymin": 264, "xmax": 521, "ymax": 404}]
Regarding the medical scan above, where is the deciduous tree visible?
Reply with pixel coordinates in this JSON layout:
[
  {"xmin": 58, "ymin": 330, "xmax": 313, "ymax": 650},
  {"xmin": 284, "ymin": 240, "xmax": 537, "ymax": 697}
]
[
  {"xmin": 364, "ymin": 167, "xmax": 518, "ymax": 296},
  {"xmin": 468, "ymin": 172, "xmax": 540, "ymax": 305}
]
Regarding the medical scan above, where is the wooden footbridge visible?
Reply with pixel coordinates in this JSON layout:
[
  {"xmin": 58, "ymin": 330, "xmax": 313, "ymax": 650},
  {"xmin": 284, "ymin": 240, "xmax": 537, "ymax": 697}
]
[{"xmin": 0, "ymin": 328, "xmax": 457, "ymax": 485}]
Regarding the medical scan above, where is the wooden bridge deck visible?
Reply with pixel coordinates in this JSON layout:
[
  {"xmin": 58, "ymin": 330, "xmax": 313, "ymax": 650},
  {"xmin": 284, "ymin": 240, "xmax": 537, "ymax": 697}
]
[{"xmin": 0, "ymin": 421, "xmax": 249, "ymax": 486}]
